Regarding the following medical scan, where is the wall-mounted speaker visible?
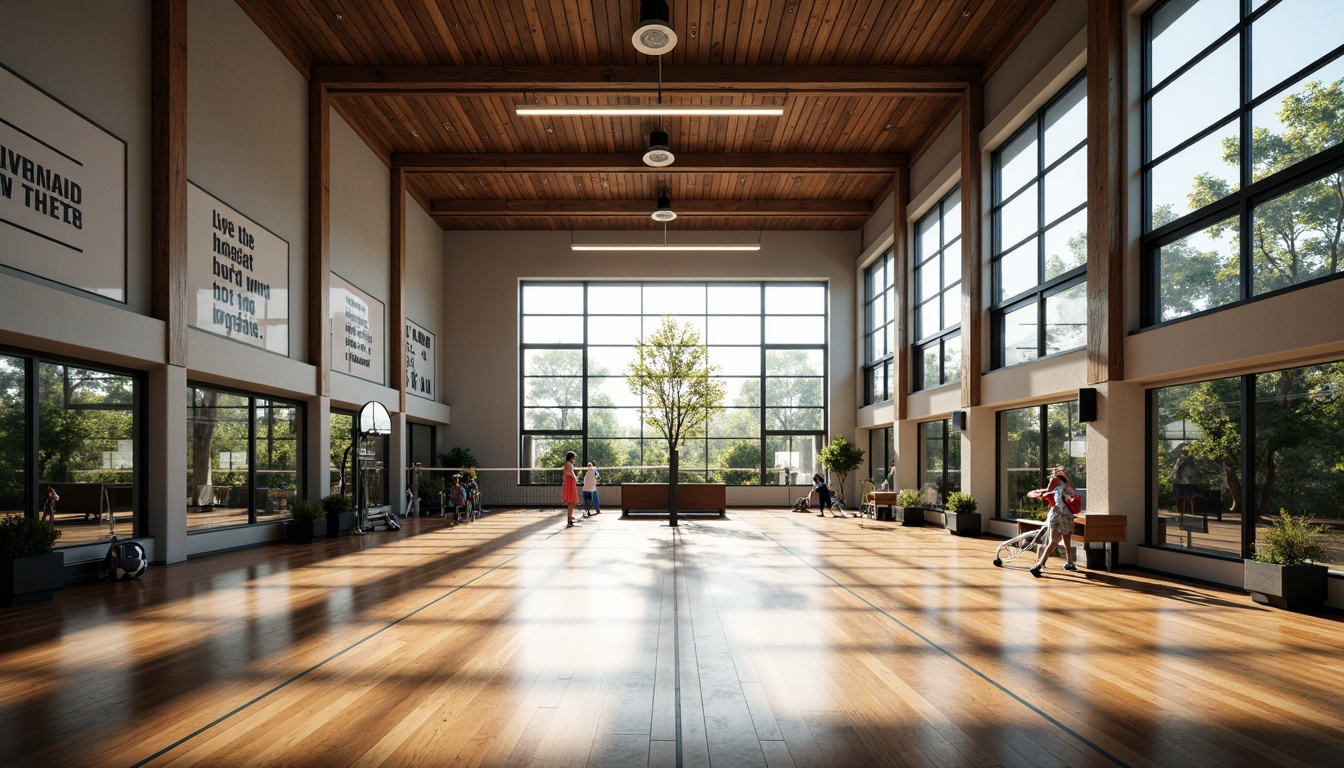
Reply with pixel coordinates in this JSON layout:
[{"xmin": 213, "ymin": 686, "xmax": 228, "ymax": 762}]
[
  {"xmin": 1078, "ymin": 388, "xmax": 1098, "ymax": 422},
  {"xmin": 950, "ymin": 410, "xmax": 967, "ymax": 432}
]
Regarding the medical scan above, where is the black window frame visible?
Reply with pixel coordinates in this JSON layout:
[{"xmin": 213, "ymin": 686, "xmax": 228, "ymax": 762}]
[
  {"xmin": 862, "ymin": 249, "xmax": 895, "ymax": 405},
  {"xmin": 912, "ymin": 188, "xmax": 964, "ymax": 391}
]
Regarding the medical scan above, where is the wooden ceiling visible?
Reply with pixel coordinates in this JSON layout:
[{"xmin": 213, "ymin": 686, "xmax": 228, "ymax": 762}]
[{"xmin": 237, "ymin": 0, "xmax": 1054, "ymax": 231}]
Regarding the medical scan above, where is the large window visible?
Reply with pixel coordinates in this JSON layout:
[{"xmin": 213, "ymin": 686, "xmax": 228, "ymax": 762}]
[
  {"xmin": 187, "ymin": 386, "xmax": 301, "ymax": 530},
  {"xmin": 520, "ymin": 282, "xmax": 828, "ymax": 485},
  {"xmin": 1145, "ymin": 0, "xmax": 1344, "ymax": 324},
  {"xmin": 919, "ymin": 418, "xmax": 961, "ymax": 507},
  {"xmin": 863, "ymin": 249, "xmax": 894, "ymax": 404},
  {"xmin": 1151, "ymin": 360, "xmax": 1344, "ymax": 567},
  {"xmin": 991, "ymin": 74, "xmax": 1089, "ymax": 368},
  {"xmin": 998, "ymin": 401, "xmax": 1086, "ymax": 519},
  {"xmin": 913, "ymin": 189, "xmax": 963, "ymax": 390},
  {"xmin": 869, "ymin": 426, "xmax": 894, "ymax": 488}
]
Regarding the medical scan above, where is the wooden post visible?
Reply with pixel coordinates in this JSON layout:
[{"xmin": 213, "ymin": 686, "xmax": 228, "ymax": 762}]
[
  {"xmin": 959, "ymin": 81, "xmax": 984, "ymax": 408},
  {"xmin": 151, "ymin": 0, "xmax": 187, "ymax": 367},
  {"xmin": 891, "ymin": 166, "xmax": 909, "ymax": 422},
  {"xmin": 308, "ymin": 79, "xmax": 331, "ymax": 396},
  {"xmin": 391, "ymin": 168, "xmax": 407, "ymax": 413},
  {"xmin": 1087, "ymin": 0, "xmax": 1125, "ymax": 384}
]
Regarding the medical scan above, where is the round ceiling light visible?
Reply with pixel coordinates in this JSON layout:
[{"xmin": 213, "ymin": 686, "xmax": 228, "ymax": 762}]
[
  {"xmin": 632, "ymin": 0, "xmax": 678, "ymax": 55},
  {"xmin": 651, "ymin": 193, "xmax": 677, "ymax": 222},
  {"xmin": 643, "ymin": 129, "xmax": 675, "ymax": 167}
]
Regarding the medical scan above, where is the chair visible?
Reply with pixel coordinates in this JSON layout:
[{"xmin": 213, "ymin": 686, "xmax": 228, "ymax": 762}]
[{"xmin": 859, "ymin": 491, "xmax": 877, "ymax": 520}]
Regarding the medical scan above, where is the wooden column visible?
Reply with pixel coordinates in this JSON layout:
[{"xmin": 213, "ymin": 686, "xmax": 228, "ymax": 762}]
[
  {"xmin": 959, "ymin": 81, "xmax": 984, "ymax": 408},
  {"xmin": 151, "ymin": 0, "xmax": 187, "ymax": 367},
  {"xmin": 891, "ymin": 166, "xmax": 910, "ymax": 422},
  {"xmin": 308, "ymin": 80, "xmax": 331, "ymax": 396},
  {"xmin": 1087, "ymin": 0, "xmax": 1125, "ymax": 384},
  {"xmin": 391, "ymin": 168, "xmax": 407, "ymax": 414}
]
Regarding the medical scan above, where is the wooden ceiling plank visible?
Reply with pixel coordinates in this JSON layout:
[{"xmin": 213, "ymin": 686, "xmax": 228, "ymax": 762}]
[
  {"xmin": 234, "ymin": 0, "xmax": 313, "ymax": 76},
  {"xmin": 412, "ymin": 0, "xmax": 465, "ymax": 64}
]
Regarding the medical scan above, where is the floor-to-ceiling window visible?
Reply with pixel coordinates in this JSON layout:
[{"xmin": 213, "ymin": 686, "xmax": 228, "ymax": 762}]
[
  {"xmin": 187, "ymin": 386, "xmax": 301, "ymax": 530},
  {"xmin": 919, "ymin": 418, "xmax": 961, "ymax": 507},
  {"xmin": 991, "ymin": 74, "xmax": 1089, "ymax": 368},
  {"xmin": 913, "ymin": 189, "xmax": 963, "ymax": 390},
  {"xmin": 1144, "ymin": 0, "xmax": 1344, "ymax": 325},
  {"xmin": 869, "ymin": 426, "xmax": 894, "ymax": 488},
  {"xmin": 520, "ymin": 281, "xmax": 828, "ymax": 485},
  {"xmin": 998, "ymin": 401, "xmax": 1086, "ymax": 519},
  {"xmin": 862, "ymin": 249, "xmax": 894, "ymax": 405},
  {"xmin": 1150, "ymin": 360, "xmax": 1344, "ymax": 566}
]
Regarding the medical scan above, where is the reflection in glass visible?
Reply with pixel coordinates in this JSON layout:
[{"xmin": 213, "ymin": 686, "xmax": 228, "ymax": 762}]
[
  {"xmin": 1003, "ymin": 302, "xmax": 1039, "ymax": 367},
  {"xmin": 1252, "ymin": 174, "xmax": 1344, "ymax": 295},
  {"xmin": 255, "ymin": 399, "xmax": 300, "ymax": 523},
  {"xmin": 999, "ymin": 402, "xmax": 1084, "ymax": 520},
  {"xmin": 0, "ymin": 356, "xmax": 24, "ymax": 516},
  {"xmin": 920, "ymin": 419, "xmax": 961, "ymax": 508},
  {"xmin": 1252, "ymin": 59, "xmax": 1344, "ymax": 182},
  {"xmin": 1152, "ymin": 377, "xmax": 1241, "ymax": 556},
  {"xmin": 1157, "ymin": 213, "xmax": 1240, "ymax": 322},
  {"xmin": 1044, "ymin": 282, "xmax": 1088, "ymax": 355},
  {"xmin": 943, "ymin": 336, "xmax": 962, "ymax": 386},
  {"xmin": 187, "ymin": 388, "xmax": 249, "ymax": 531}
]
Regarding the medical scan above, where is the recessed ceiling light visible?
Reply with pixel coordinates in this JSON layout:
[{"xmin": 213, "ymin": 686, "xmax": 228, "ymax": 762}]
[
  {"xmin": 643, "ymin": 129, "xmax": 675, "ymax": 167},
  {"xmin": 632, "ymin": 0, "xmax": 678, "ymax": 55}
]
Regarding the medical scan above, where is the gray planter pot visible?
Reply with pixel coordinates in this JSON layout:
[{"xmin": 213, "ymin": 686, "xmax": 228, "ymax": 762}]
[
  {"xmin": 895, "ymin": 505, "xmax": 924, "ymax": 527},
  {"xmin": 2, "ymin": 551, "xmax": 65, "ymax": 607},
  {"xmin": 326, "ymin": 510, "xmax": 354, "ymax": 538},
  {"xmin": 945, "ymin": 511, "xmax": 981, "ymax": 536},
  {"xmin": 1244, "ymin": 559, "xmax": 1328, "ymax": 611},
  {"xmin": 288, "ymin": 518, "xmax": 328, "ymax": 544}
]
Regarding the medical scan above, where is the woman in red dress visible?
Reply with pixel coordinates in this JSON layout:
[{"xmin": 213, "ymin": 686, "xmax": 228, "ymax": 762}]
[{"xmin": 562, "ymin": 451, "xmax": 580, "ymax": 527}]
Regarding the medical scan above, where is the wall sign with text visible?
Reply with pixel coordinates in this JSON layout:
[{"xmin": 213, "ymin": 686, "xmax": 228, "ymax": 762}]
[
  {"xmin": 187, "ymin": 182, "xmax": 290, "ymax": 354},
  {"xmin": 405, "ymin": 319, "xmax": 435, "ymax": 400},
  {"xmin": 330, "ymin": 273, "xmax": 385, "ymax": 385},
  {"xmin": 0, "ymin": 64, "xmax": 126, "ymax": 301}
]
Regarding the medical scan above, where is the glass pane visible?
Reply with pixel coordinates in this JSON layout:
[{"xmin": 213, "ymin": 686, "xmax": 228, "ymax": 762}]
[
  {"xmin": 710, "ymin": 407, "xmax": 761, "ymax": 437},
  {"xmin": 1044, "ymin": 282, "xmax": 1088, "ymax": 356},
  {"xmin": 707, "ymin": 315, "xmax": 761, "ymax": 345},
  {"xmin": 997, "ymin": 238, "xmax": 1039, "ymax": 303},
  {"xmin": 1251, "ymin": 56, "xmax": 1344, "ymax": 182},
  {"xmin": 1043, "ymin": 79, "xmax": 1087, "ymax": 167},
  {"xmin": 998, "ymin": 183, "xmax": 1039, "ymax": 251},
  {"xmin": 707, "ymin": 284, "xmax": 760, "ymax": 314},
  {"xmin": 944, "ymin": 189, "xmax": 962, "ymax": 240},
  {"xmin": 330, "ymin": 412, "xmax": 352, "ymax": 496},
  {"xmin": 588, "ymin": 376, "xmax": 641, "ymax": 407},
  {"xmin": 916, "ymin": 262, "xmax": 938, "ymax": 303},
  {"xmin": 1043, "ymin": 209, "xmax": 1088, "ymax": 281},
  {"xmin": 764, "ymin": 434, "xmax": 819, "ymax": 486},
  {"xmin": 999, "ymin": 406, "xmax": 1043, "ymax": 519},
  {"xmin": 708, "ymin": 346, "xmax": 761, "ymax": 376},
  {"xmin": 644, "ymin": 315, "xmax": 705, "ymax": 341},
  {"xmin": 587, "ymin": 438, "xmax": 643, "ymax": 473},
  {"xmin": 524, "ymin": 407, "xmax": 583, "ymax": 431},
  {"xmin": 588, "ymin": 315, "xmax": 642, "ymax": 345},
  {"xmin": 766, "ymin": 377, "xmax": 822, "ymax": 407},
  {"xmin": 588, "ymin": 407, "xmax": 643, "ymax": 437},
  {"xmin": 1046, "ymin": 401, "xmax": 1087, "ymax": 492},
  {"xmin": 587, "ymin": 346, "xmax": 636, "ymax": 377},
  {"xmin": 921, "ymin": 420, "xmax": 947, "ymax": 507},
  {"xmin": 1150, "ymin": 38, "xmax": 1238, "ymax": 159},
  {"xmin": 523, "ymin": 315, "xmax": 583, "ymax": 344},
  {"xmin": 523, "ymin": 435, "xmax": 583, "ymax": 478},
  {"xmin": 1043, "ymin": 148, "xmax": 1086, "ymax": 225},
  {"xmin": 1150, "ymin": 0, "xmax": 1238, "ymax": 86},
  {"xmin": 1157, "ymin": 213, "xmax": 1241, "ymax": 322},
  {"xmin": 997, "ymin": 123, "xmax": 1038, "ymax": 203},
  {"xmin": 1251, "ymin": 0, "xmax": 1344, "ymax": 99},
  {"xmin": 712, "ymin": 438, "xmax": 762, "ymax": 484},
  {"xmin": 522, "ymin": 284, "xmax": 583, "ymax": 313},
  {"xmin": 524, "ymin": 348, "xmax": 582, "ymax": 376},
  {"xmin": 866, "ymin": 260, "xmax": 887, "ymax": 297},
  {"xmin": 765, "ymin": 316, "xmax": 824, "ymax": 344},
  {"xmin": 766, "ymin": 349, "xmax": 824, "ymax": 376},
  {"xmin": 1150, "ymin": 120, "xmax": 1240, "ymax": 228},
  {"xmin": 1252, "ymin": 174, "xmax": 1344, "ymax": 295},
  {"xmin": 1153, "ymin": 377, "xmax": 1241, "ymax": 556},
  {"xmin": 0, "ymin": 356, "xmax": 25, "ymax": 516},
  {"xmin": 765, "ymin": 284, "xmax": 825, "ymax": 315},
  {"xmin": 765, "ymin": 407, "xmax": 823, "ymax": 432},
  {"xmin": 186, "ymin": 386, "xmax": 247, "ymax": 531},
  {"xmin": 1003, "ymin": 302, "xmax": 1039, "ymax": 366},
  {"xmin": 255, "ymin": 400, "xmax": 300, "ymax": 523},
  {"xmin": 917, "ymin": 298, "xmax": 941, "ymax": 340},
  {"xmin": 523, "ymin": 375, "xmax": 583, "ymax": 407},
  {"xmin": 920, "ymin": 344, "xmax": 940, "ymax": 390},
  {"xmin": 917, "ymin": 212, "xmax": 940, "ymax": 260},
  {"xmin": 946, "ymin": 423, "xmax": 962, "ymax": 496},
  {"xmin": 943, "ymin": 334, "xmax": 962, "ymax": 384},
  {"xmin": 643, "ymin": 284, "xmax": 705, "ymax": 315},
  {"xmin": 587, "ymin": 284, "xmax": 641, "ymax": 314},
  {"xmin": 943, "ymin": 240, "xmax": 962, "ymax": 287}
]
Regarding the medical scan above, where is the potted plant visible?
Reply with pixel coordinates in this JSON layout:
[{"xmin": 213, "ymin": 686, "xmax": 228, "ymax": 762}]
[
  {"xmin": 417, "ymin": 474, "xmax": 444, "ymax": 516},
  {"xmin": 322, "ymin": 493, "xmax": 355, "ymax": 539},
  {"xmin": 818, "ymin": 436, "xmax": 865, "ymax": 510},
  {"xmin": 287, "ymin": 499, "xmax": 328, "ymax": 544},
  {"xmin": 1244, "ymin": 510, "xmax": 1334, "ymax": 611},
  {"xmin": 0, "ymin": 513, "xmax": 64, "ymax": 607},
  {"xmin": 894, "ymin": 488, "xmax": 925, "ymax": 527},
  {"xmin": 944, "ymin": 491, "xmax": 980, "ymax": 536}
]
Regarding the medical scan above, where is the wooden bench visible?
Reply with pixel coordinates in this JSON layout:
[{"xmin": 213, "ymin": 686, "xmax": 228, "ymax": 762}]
[
  {"xmin": 620, "ymin": 483, "xmax": 726, "ymax": 517},
  {"xmin": 1016, "ymin": 513, "xmax": 1127, "ymax": 570}
]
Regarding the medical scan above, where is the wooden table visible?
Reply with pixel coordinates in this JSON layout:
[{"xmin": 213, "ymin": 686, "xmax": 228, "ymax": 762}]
[
  {"xmin": 868, "ymin": 491, "xmax": 898, "ymax": 521},
  {"xmin": 1017, "ymin": 513, "xmax": 1128, "ymax": 570}
]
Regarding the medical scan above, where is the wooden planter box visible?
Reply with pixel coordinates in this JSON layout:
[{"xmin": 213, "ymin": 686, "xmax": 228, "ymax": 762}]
[
  {"xmin": 620, "ymin": 483, "xmax": 726, "ymax": 516},
  {"xmin": 2, "ymin": 552, "xmax": 65, "ymax": 607},
  {"xmin": 288, "ymin": 518, "xmax": 328, "ymax": 544},
  {"xmin": 1244, "ymin": 560, "xmax": 1328, "ymax": 611}
]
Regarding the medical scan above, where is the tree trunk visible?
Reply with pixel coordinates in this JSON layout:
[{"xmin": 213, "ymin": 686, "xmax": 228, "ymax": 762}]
[
  {"xmin": 1224, "ymin": 465, "xmax": 1241, "ymax": 519},
  {"xmin": 669, "ymin": 446, "xmax": 679, "ymax": 527},
  {"xmin": 190, "ymin": 391, "xmax": 217, "ymax": 506}
]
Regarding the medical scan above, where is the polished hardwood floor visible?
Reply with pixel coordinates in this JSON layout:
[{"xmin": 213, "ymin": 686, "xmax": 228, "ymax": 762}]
[{"xmin": 2, "ymin": 509, "xmax": 1341, "ymax": 767}]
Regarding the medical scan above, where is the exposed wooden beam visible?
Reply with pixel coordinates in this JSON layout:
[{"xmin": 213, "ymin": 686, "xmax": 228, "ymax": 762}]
[
  {"xmin": 892, "ymin": 167, "xmax": 910, "ymax": 422},
  {"xmin": 315, "ymin": 65, "xmax": 979, "ymax": 94},
  {"xmin": 391, "ymin": 168, "xmax": 407, "ymax": 414},
  {"xmin": 394, "ymin": 153, "xmax": 907, "ymax": 173},
  {"xmin": 308, "ymin": 80, "xmax": 331, "ymax": 398},
  {"xmin": 1087, "ymin": 0, "xmax": 1125, "ymax": 384},
  {"xmin": 151, "ymin": 0, "xmax": 187, "ymax": 367},
  {"xmin": 429, "ymin": 199, "xmax": 871, "ymax": 217},
  {"xmin": 959, "ymin": 81, "xmax": 984, "ymax": 409}
]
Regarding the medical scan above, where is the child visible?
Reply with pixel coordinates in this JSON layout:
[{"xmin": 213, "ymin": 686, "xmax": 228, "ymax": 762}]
[
  {"xmin": 1028, "ymin": 467, "xmax": 1080, "ymax": 576},
  {"xmin": 582, "ymin": 461, "xmax": 601, "ymax": 516},
  {"xmin": 462, "ymin": 471, "xmax": 481, "ymax": 521},
  {"xmin": 448, "ymin": 475, "xmax": 467, "ymax": 523}
]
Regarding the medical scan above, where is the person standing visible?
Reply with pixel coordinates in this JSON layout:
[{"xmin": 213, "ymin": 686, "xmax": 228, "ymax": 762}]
[
  {"xmin": 562, "ymin": 451, "xmax": 580, "ymax": 527},
  {"xmin": 1029, "ymin": 467, "xmax": 1079, "ymax": 576},
  {"xmin": 810, "ymin": 473, "xmax": 838, "ymax": 517},
  {"xmin": 582, "ymin": 461, "xmax": 601, "ymax": 517},
  {"xmin": 1170, "ymin": 446, "xmax": 1200, "ymax": 516}
]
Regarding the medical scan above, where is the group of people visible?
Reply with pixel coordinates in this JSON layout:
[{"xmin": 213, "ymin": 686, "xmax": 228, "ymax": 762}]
[
  {"xmin": 561, "ymin": 452, "xmax": 602, "ymax": 527},
  {"xmin": 441, "ymin": 471, "xmax": 481, "ymax": 523}
]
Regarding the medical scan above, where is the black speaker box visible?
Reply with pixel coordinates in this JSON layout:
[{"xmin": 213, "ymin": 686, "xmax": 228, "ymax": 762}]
[
  {"xmin": 950, "ymin": 410, "xmax": 967, "ymax": 431},
  {"xmin": 1078, "ymin": 388, "xmax": 1098, "ymax": 422}
]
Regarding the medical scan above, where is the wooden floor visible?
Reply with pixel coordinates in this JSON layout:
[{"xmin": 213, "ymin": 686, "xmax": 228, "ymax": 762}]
[{"xmin": 2, "ymin": 509, "xmax": 1341, "ymax": 768}]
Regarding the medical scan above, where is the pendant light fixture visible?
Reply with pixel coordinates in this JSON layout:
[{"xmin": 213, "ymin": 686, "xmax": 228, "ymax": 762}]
[
  {"xmin": 651, "ymin": 193, "xmax": 677, "ymax": 222},
  {"xmin": 632, "ymin": 0, "xmax": 677, "ymax": 55},
  {"xmin": 643, "ymin": 129, "xmax": 674, "ymax": 166}
]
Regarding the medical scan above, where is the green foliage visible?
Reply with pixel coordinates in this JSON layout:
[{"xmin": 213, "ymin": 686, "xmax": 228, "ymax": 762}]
[
  {"xmin": 1018, "ymin": 499, "xmax": 1049, "ymax": 521},
  {"xmin": 627, "ymin": 315, "xmax": 727, "ymax": 451},
  {"xmin": 322, "ymin": 493, "xmax": 353, "ymax": 516},
  {"xmin": 945, "ymin": 492, "xmax": 977, "ymax": 515},
  {"xmin": 896, "ymin": 488, "xmax": 921, "ymax": 508},
  {"xmin": 290, "ymin": 499, "xmax": 326, "ymax": 521},
  {"xmin": 438, "ymin": 446, "xmax": 478, "ymax": 468},
  {"xmin": 818, "ymin": 437, "xmax": 865, "ymax": 493},
  {"xmin": 720, "ymin": 439, "xmax": 762, "ymax": 485},
  {"xmin": 417, "ymin": 474, "xmax": 444, "ymax": 500},
  {"xmin": 0, "ymin": 514, "xmax": 61, "ymax": 559},
  {"xmin": 1252, "ymin": 510, "xmax": 1334, "ymax": 567}
]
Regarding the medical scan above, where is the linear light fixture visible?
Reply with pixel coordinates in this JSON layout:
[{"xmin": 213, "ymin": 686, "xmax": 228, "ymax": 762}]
[
  {"xmin": 571, "ymin": 243, "xmax": 761, "ymax": 251},
  {"xmin": 516, "ymin": 104, "xmax": 783, "ymax": 116}
]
